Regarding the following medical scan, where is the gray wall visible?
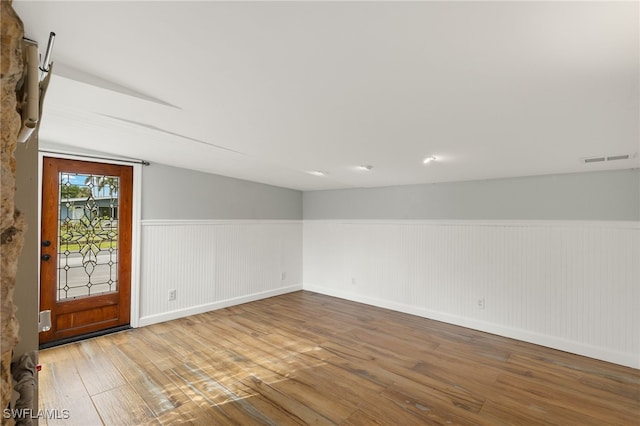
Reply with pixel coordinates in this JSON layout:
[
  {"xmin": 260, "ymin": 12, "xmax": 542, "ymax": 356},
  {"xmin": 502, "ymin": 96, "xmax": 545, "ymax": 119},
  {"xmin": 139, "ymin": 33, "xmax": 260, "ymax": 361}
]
[
  {"xmin": 142, "ymin": 163, "xmax": 303, "ymax": 220},
  {"xmin": 304, "ymin": 169, "xmax": 640, "ymax": 220},
  {"xmin": 14, "ymin": 138, "xmax": 39, "ymax": 358}
]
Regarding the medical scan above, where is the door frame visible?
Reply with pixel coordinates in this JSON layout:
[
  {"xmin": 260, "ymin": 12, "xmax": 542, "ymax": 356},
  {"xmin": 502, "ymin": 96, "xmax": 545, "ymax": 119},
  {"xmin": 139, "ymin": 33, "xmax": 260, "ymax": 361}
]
[{"xmin": 38, "ymin": 151, "xmax": 143, "ymax": 328}]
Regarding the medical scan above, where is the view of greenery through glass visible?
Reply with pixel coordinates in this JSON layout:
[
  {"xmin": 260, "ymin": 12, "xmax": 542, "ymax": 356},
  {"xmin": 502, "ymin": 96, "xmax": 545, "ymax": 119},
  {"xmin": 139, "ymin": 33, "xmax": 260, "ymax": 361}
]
[{"xmin": 57, "ymin": 173, "xmax": 120, "ymax": 300}]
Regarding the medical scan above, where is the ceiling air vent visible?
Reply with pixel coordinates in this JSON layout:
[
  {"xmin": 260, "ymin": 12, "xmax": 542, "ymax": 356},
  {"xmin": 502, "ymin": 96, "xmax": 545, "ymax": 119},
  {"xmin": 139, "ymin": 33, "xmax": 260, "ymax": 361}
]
[
  {"xmin": 584, "ymin": 157, "xmax": 605, "ymax": 163},
  {"xmin": 606, "ymin": 154, "xmax": 630, "ymax": 161},
  {"xmin": 583, "ymin": 154, "xmax": 632, "ymax": 164}
]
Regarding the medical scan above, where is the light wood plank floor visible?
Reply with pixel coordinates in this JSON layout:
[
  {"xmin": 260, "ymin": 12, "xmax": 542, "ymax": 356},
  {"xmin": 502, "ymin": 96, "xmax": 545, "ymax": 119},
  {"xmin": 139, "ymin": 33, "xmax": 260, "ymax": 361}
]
[{"xmin": 38, "ymin": 291, "xmax": 639, "ymax": 425}]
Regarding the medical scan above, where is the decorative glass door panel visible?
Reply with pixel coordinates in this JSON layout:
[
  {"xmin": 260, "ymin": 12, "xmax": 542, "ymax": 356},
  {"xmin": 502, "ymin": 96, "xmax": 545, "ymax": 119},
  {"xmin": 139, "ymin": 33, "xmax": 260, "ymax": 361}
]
[
  {"xmin": 58, "ymin": 172, "xmax": 120, "ymax": 300},
  {"xmin": 40, "ymin": 157, "xmax": 132, "ymax": 345}
]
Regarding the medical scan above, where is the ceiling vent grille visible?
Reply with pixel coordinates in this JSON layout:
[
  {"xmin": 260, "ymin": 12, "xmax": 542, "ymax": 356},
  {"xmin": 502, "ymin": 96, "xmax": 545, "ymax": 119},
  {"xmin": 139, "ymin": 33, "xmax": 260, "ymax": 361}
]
[
  {"xmin": 583, "ymin": 154, "xmax": 631, "ymax": 164},
  {"xmin": 606, "ymin": 154, "xmax": 630, "ymax": 161},
  {"xmin": 584, "ymin": 157, "xmax": 605, "ymax": 163}
]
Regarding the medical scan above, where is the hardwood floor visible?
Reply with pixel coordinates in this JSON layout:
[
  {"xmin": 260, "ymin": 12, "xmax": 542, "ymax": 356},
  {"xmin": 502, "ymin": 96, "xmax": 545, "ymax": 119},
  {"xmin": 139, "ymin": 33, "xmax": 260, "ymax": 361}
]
[{"xmin": 37, "ymin": 291, "xmax": 639, "ymax": 425}]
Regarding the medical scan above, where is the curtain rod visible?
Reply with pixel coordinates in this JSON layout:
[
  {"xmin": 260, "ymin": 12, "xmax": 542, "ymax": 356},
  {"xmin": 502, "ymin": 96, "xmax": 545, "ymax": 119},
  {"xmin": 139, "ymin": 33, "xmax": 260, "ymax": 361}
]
[{"xmin": 39, "ymin": 149, "xmax": 150, "ymax": 166}]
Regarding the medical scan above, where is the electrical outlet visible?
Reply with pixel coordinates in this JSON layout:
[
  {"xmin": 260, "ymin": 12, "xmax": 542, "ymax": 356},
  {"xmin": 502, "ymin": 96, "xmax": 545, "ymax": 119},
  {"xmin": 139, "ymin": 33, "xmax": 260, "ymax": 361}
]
[
  {"xmin": 478, "ymin": 298, "xmax": 485, "ymax": 310},
  {"xmin": 169, "ymin": 289, "xmax": 176, "ymax": 301},
  {"xmin": 352, "ymin": 277, "xmax": 356, "ymax": 285},
  {"xmin": 281, "ymin": 272, "xmax": 286, "ymax": 281}
]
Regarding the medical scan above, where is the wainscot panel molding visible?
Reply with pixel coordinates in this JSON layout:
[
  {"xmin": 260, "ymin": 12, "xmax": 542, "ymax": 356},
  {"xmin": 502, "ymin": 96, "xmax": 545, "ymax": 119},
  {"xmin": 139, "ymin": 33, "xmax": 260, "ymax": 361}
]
[
  {"xmin": 139, "ymin": 220, "xmax": 302, "ymax": 326},
  {"xmin": 303, "ymin": 220, "xmax": 640, "ymax": 368}
]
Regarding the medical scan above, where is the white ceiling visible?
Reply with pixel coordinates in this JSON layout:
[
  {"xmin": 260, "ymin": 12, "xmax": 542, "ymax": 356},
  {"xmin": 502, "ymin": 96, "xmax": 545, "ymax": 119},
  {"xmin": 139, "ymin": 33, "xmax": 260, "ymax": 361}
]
[{"xmin": 14, "ymin": 1, "xmax": 640, "ymax": 191}]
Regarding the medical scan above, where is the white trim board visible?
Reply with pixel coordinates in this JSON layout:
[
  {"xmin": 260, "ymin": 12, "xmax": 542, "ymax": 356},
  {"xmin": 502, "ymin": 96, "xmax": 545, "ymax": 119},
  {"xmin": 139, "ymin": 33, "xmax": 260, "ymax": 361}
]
[
  {"xmin": 138, "ymin": 284, "xmax": 302, "ymax": 327},
  {"xmin": 142, "ymin": 219, "xmax": 303, "ymax": 226},
  {"xmin": 303, "ymin": 219, "xmax": 640, "ymax": 229}
]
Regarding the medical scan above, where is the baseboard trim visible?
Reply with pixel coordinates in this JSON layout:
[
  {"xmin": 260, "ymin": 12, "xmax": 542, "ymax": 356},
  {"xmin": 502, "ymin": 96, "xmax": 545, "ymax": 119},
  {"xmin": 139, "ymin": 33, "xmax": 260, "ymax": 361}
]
[
  {"xmin": 303, "ymin": 284, "xmax": 639, "ymax": 369},
  {"xmin": 138, "ymin": 284, "xmax": 303, "ymax": 327}
]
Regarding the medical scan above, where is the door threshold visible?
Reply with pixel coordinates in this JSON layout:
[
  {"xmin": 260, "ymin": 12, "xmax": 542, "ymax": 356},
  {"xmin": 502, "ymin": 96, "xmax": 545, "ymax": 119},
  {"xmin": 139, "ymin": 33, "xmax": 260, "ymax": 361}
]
[{"xmin": 39, "ymin": 325, "xmax": 132, "ymax": 350}]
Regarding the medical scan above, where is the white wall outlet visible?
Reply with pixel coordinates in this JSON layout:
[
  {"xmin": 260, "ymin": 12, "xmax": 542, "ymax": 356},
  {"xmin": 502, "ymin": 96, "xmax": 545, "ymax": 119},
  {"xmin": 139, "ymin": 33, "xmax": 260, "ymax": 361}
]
[
  {"xmin": 478, "ymin": 298, "xmax": 485, "ymax": 310},
  {"xmin": 281, "ymin": 272, "xmax": 286, "ymax": 281},
  {"xmin": 169, "ymin": 289, "xmax": 176, "ymax": 301},
  {"xmin": 352, "ymin": 277, "xmax": 356, "ymax": 285}
]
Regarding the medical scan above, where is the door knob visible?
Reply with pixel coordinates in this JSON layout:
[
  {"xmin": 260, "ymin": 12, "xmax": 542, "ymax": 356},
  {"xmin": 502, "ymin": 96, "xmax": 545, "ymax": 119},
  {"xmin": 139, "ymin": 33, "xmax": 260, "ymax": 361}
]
[
  {"xmin": 42, "ymin": 240, "xmax": 51, "ymax": 247},
  {"xmin": 41, "ymin": 254, "xmax": 51, "ymax": 261}
]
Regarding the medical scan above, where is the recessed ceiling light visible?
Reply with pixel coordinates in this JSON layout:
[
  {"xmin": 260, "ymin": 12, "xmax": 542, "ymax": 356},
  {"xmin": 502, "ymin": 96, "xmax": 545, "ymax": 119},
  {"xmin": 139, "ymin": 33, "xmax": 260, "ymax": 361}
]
[
  {"xmin": 356, "ymin": 165, "xmax": 373, "ymax": 171},
  {"xmin": 423, "ymin": 156, "xmax": 437, "ymax": 164},
  {"xmin": 308, "ymin": 170, "xmax": 327, "ymax": 177}
]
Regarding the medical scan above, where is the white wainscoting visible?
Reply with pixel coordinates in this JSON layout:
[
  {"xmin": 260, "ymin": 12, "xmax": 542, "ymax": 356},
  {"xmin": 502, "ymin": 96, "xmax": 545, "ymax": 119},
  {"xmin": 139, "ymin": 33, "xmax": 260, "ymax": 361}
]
[
  {"xmin": 139, "ymin": 220, "xmax": 302, "ymax": 326},
  {"xmin": 303, "ymin": 220, "xmax": 640, "ymax": 368}
]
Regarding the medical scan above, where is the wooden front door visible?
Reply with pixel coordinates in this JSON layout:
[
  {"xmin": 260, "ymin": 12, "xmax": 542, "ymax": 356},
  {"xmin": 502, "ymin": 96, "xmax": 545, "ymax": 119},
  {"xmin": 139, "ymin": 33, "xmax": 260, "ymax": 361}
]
[{"xmin": 40, "ymin": 157, "xmax": 133, "ymax": 345}]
